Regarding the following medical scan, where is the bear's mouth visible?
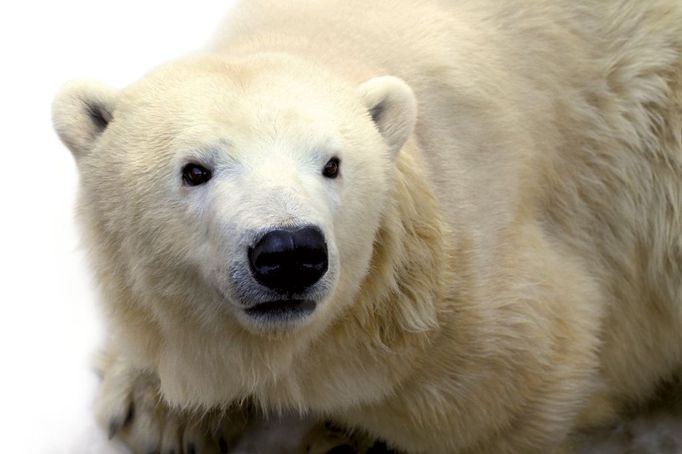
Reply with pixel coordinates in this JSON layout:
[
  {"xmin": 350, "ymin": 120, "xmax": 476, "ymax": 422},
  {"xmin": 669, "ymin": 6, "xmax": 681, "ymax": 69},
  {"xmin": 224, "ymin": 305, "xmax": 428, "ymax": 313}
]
[{"xmin": 244, "ymin": 299, "xmax": 317, "ymax": 319}]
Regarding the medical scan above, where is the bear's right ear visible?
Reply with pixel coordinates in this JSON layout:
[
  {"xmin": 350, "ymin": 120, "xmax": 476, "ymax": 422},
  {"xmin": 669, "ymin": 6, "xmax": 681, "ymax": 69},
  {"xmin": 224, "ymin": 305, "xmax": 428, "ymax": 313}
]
[{"xmin": 52, "ymin": 80, "xmax": 119, "ymax": 157}]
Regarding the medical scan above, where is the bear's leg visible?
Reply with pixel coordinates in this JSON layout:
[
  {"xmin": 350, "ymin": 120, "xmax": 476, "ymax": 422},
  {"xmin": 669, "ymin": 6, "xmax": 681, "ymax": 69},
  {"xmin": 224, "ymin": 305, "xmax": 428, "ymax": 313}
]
[
  {"xmin": 94, "ymin": 346, "xmax": 247, "ymax": 453},
  {"xmin": 94, "ymin": 346, "xmax": 370, "ymax": 453}
]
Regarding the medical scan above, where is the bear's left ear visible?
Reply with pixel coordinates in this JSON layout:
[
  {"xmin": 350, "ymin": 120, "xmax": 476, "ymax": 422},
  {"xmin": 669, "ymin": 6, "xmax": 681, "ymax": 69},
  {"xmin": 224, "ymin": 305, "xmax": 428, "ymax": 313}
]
[
  {"xmin": 52, "ymin": 80, "xmax": 119, "ymax": 158},
  {"xmin": 358, "ymin": 76, "xmax": 417, "ymax": 158}
]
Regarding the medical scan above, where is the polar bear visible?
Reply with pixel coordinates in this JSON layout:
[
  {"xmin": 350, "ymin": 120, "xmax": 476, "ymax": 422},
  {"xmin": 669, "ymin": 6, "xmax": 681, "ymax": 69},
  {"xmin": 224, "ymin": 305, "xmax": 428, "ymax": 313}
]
[{"xmin": 52, "ymin": 0, "xmax": 682, "ymax": 452}]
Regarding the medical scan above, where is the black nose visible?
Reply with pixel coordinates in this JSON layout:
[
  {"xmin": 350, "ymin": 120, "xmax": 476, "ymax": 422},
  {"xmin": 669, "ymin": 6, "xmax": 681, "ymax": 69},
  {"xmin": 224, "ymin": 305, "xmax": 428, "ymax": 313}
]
[{"xmin": 248, "ymin": 226, "xmax": 328, "ymax": 293}]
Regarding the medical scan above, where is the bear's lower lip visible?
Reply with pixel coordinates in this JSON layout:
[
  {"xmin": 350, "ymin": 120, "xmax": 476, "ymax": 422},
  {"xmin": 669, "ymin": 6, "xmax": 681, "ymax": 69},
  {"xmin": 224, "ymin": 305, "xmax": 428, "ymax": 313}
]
[{"xmin": 244, "ymin": 299, "xmax": 316, "ymax": 319}]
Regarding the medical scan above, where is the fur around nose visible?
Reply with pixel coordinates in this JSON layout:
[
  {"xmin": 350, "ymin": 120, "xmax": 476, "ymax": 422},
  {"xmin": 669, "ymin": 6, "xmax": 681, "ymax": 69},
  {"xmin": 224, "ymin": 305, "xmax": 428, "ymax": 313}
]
[{"xmin": 248, "ymin": 226, "xmax": 328, "ymax": 293}]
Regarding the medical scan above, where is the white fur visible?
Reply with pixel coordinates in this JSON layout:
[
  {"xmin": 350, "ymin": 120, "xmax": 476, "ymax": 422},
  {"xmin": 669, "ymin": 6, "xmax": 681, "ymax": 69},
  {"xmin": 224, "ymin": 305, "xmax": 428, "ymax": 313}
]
[{"xmin": 52, "ymin": 1, "xmax": 682, "ymax": 452}]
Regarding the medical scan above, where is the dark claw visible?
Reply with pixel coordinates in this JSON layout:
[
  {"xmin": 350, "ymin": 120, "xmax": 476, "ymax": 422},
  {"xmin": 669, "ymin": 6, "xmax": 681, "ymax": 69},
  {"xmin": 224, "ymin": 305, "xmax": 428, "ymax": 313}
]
[
  {"xmin": 109, "ymin": 403, "xmax": 135, "ymax": 440},
  {"xmin": 367, "ymin": 441, "xmax": 392, "ymax": 453},
  {"xmin": 124, "ymin": 402, "xmax": 135, "ymax": 426},
  {"xmin": 218, "ymin": 436, "xmax": 229, "ymax": 453},
  {"xmin": 109, "ymin": 402, "xmax": 135, "ymax": 439},
  {"xmin": 108, "ymin": 419, "xmax": 122, "ymax": 440},
  {"xmin": 326, "ymin": 445, "xmax": 355, "ymax": 454}
]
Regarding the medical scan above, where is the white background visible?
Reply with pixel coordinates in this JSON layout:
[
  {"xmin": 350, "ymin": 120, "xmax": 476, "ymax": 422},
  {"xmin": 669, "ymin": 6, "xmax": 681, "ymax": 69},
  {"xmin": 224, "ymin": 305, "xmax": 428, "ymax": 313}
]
[{"xmin": 0, "ymin": 2, "xmax": 235, "ymax": 452}]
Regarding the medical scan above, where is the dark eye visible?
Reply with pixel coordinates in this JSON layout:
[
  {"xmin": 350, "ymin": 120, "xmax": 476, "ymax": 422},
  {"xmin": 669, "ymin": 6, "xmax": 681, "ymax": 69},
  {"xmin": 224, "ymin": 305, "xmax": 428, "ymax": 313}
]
[
  {"xmin": 322, "ymin": 157, "xmax": 340, "ymax": 179},
  {"xmin": 182, "ymin": 163, "xmax": 212, "ymax": 186}
]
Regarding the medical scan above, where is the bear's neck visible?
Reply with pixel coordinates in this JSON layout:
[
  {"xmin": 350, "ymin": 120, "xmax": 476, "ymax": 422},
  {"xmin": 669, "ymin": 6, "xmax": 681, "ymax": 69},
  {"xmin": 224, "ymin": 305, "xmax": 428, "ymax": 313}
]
[
  {"xmin": 350, "ymin": 140, "xmax": 454, "ymax": 347},
  {"xmin": 300, "ymin": 140, "xmax": 466, "ymax": 396}
]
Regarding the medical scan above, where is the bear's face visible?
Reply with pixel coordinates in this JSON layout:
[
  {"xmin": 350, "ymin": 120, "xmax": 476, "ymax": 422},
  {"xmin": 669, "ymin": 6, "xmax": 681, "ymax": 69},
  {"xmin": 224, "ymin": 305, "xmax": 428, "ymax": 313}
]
[{"xmin": 53, "ymin": 56, "xmax": 416, "ymax": 334}]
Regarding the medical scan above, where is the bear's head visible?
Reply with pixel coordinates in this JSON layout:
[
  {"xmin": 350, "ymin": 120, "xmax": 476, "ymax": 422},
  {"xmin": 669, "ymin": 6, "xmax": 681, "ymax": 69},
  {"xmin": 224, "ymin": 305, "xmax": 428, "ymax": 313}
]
[{"xmin": 53, "ymin": 55, "xmax": 418, "ymax": 337}]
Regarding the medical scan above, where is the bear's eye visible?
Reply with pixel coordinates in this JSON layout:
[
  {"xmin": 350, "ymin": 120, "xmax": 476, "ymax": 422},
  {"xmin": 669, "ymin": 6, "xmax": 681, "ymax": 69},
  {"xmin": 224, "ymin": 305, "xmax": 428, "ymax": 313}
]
[
  {"xmin": 182, "ymin": 163, "xmax": 212, "ymax": 186},
  {"xmin": 322, "ymin": 157, "xmax": 340, "ymax": 179}
]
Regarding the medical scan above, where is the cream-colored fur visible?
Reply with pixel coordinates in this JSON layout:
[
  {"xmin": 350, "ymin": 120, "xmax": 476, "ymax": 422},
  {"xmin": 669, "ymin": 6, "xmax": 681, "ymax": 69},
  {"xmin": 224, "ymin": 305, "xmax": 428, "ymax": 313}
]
[{"xmin": 52, "ymin": 0, "xmax": 682, "ymax": 452}]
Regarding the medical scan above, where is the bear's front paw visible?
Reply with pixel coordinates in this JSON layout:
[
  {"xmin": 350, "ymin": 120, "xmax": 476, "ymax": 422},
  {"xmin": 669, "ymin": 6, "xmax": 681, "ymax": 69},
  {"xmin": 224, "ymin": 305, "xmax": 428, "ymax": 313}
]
[
  {"xmin": 301, "ymin": 420, "xmax": 396, "ymax": 454},
  {"xmin": 94, "ymin": 351, "xmax": 243, "ymax": 454}
]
